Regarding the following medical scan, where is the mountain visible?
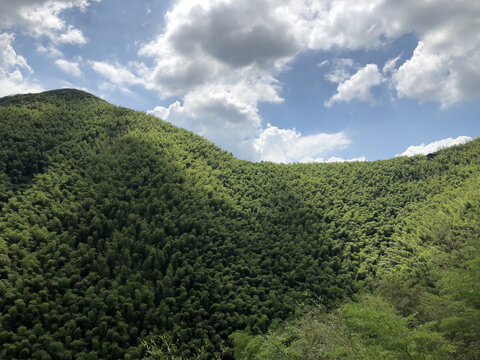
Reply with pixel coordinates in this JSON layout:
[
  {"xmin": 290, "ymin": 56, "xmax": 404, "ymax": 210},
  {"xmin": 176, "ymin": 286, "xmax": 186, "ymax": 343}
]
[{"xmin": 0, "ymin": 89, "xmax": 478, "ymax": 359}]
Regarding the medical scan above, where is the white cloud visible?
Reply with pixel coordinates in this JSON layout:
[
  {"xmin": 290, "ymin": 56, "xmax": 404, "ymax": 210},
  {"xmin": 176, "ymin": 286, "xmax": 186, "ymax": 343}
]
[
  {"xmin": 398, "ymin": 136, "xmax": 473, "ymax": 157},
  {"xmin": 0, "ymin": 1, "xmax": 94, "ymax": 45},
  {"xmin": 149, "ymin": 102, "xmax": 352, "ymax": 162},
  {"xmin": 395, "ymin": 40, "xmax": 480, "ymax": 108},
  {"xmin": 140, "ymin": 0, "xmax": 480, "ymax": 109},
  {"xmin": 0, "ymin": 69, "xmax": 43, "ymax": 97},
  {"xmin": 0, "ymin": 33, "xmax": 31, "ymax": 71},
  {"xmin": 324, "ymin": 156, "xmax": 366, "ymax": 163},
  {"xmin": 325, "ymin": 58, "xmax": 356, "ymax": 83},
  {"xmin": 90, "ymin": 61, "xmax": 146, "ymax": 88},
  {"xmin": 133, "ymin": 0, "xmax": 300, "ymax": 160},
  {"xmin": 148, "ymin": 104, "xmax": 174, "ymax": 120},
  {"xmin": 0, "ymin": 33, "xmax": 42, "ymax": 97},
  {"xmin": 148, "ymin": 84, "xmax": 266, "ymax": 157},
  {"xmin": 268, "ymin": 0, "xmax": 480, "ymax": 107},
  {"xmin": 252, "ymin": 124, "xmax": 351, "ymax": 163},
  {"xmin": 98, "ymin": 80, "xmax": 134, "ymax": 96},
  {"xmin": 36, "ymin": 43, "xmax": 63, "ymax": 58},
  {"xmin": 325, "ymin": 64, "xmax": 384, "ymax": 107},
  {"xmin": 139, "ymin": 0, "xmax": 300, "ymax": 70},
  {"xmin": 137, "ymin": 0, "xmax": 296, "ymax": 104},
  {"xmin": 317, "ymin": 59, "xmax": 329, "ymax": 68},
  {"xmin": 382, "ymin": 54, "xmax": 401, "ymax": 74},
  {"xmin": 59, "ymin": 79, "xmax": 89, "ymax": 92},
  {"xmin": 55, "ymin": 25, "xmax": 87, "ymax": 44},
  {"xmin": 55, "ymin": 58, "xmax": 82, "ymax": 77}
]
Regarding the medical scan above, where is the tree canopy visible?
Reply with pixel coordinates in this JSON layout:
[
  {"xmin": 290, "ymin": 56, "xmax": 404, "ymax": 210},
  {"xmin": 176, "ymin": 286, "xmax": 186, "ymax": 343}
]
[{"xmin": 0, "ymin": 89, "xmax": 478, "ymax": 359}]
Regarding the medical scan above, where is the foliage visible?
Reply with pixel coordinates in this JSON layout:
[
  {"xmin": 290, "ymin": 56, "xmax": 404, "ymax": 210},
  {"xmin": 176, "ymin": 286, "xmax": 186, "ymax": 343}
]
[
  {"xmin": 235, "ymin": 163, "xmax": 480, "ymax": 360},
  {"xmin": 0, "ymin": 89, "xmax": 479, "ymax": 359},
  {"xmin": 232, "ymin": 295, "xmax": 454, "ymax": 360},
  {"xmin": 141, "ymin": 335, "xmax": 211, "ymax": 360}
]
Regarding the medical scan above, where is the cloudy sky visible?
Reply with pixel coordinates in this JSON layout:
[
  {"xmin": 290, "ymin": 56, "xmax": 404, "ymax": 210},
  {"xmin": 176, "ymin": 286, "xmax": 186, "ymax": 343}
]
[{"xmin": 1, "ymin": 0, "xmax": 479, "ymax": 162}]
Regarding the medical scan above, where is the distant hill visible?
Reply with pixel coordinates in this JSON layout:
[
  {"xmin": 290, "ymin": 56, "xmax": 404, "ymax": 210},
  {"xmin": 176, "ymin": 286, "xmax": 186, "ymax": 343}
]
[{"xmin": 0, "ymin": 90, "xmax": 478, "ymax": 359}]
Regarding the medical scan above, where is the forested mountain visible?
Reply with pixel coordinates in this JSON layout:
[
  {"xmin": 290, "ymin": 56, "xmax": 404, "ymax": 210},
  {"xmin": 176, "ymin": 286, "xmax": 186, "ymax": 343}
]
[{"xmin": 0, "ymin": 89, "xmax": 478, "ymax": 359}]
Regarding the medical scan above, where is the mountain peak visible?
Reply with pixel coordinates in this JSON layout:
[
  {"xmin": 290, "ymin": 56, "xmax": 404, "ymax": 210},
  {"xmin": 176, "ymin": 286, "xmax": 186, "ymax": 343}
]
[{"xmin": 0, "ymin": 88, "xmax": 100, "ymax": 106}]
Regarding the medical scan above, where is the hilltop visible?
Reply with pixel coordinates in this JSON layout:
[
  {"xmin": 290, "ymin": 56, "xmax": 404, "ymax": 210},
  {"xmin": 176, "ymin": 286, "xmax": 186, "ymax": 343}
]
[{"xmin": 0, "ymin": 90, "xmax": 479, "ymax": 359}]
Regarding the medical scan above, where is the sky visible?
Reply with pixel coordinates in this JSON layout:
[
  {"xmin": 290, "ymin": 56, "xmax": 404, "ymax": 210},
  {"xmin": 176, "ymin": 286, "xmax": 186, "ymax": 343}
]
[{"xmin": 1, "ymin": 0, "xmax": 479, "ymax": 163}]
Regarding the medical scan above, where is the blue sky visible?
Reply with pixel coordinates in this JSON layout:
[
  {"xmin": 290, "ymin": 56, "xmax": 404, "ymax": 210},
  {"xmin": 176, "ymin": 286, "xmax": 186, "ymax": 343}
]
[{"xmin": 1, "ymin": 0, "xmax": 479, "ymax": 162}]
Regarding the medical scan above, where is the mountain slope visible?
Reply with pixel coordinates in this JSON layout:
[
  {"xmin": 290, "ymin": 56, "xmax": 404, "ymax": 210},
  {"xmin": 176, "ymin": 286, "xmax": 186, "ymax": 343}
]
[
  {"xmin": 0, "ymin": 90, "xmax": 479, "ymax": 359},
  {"xmin": 231, "ymin": 169, "xmax": 480, "ymax": 359}
]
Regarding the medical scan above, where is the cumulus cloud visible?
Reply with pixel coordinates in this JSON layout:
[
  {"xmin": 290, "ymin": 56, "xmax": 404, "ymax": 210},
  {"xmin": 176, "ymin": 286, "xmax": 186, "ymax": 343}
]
[
  {"xmin": 0, "ymin": 0, "xmax": 93, "ymax": 45},
  {"xmin": 55, "ymin": 25, "xmax": 87, "ymax": 45},
  {"xmin": 0, "ymin": 33, "xmax": 42, "ymax": 97},
  {"xmin": 325, "ymin": 58, "xmax": 356, "ymax": 83},
  {"xmin": 139, "ymin": 0, "xmax": 300, "ymax": 70},
  {"xmin": 318, "ymin": 0, "xmax": 480, "ymax": 107},
  {"xmin": 136, "ymin": 0, "xmax": 296, "ymax": 120},
  {"xmin": 0, "ymin": 33, "xmax": 31, "ymax": 71},
  {"xmin": 0, "ymin": 69, "xmax": 43, "ymax": 97},
  {"xmin": 251, "ymin": 124, "xmax": 351, "ymax": 163},
  {"xmin": 148, "ymin": 84, "xmax": 267, "ymax": 157},
  {"xmin": 90, "ymin": 61, "xmax": 146, "ymax": 88},
  {"xmin": 149, "ymin": 101, "xmax": 352, "ymax": 162},
  {"xmin": 36, "ymin": 43, "xmax": 63, "ymax": 58},
  {"xmin": 395, "ymin": 40, "xmax": 480, "ymax": 108},
  {"xmin": 135, "ymin": 1, "xmax": 297, "ymax": 159},
  {"xmin": 150, "ymin": 93, "xmax": 351, "ymax": 163},
  {"xmin": 148, "ymin": 104, "xmax": 174, "ymax": 120},
  {"xmin": 55, "ymin": 58, "xmax": 82, "ymax": 77},
  {"xmin": 398, "ymin": 136, "xmax": 473, "ymax": 157},
  {"xmin": 378, "ymin": 0, "xmax": 480, "ymax": 107},
  {"xmin": 325, "ymin": 64, "xmax": 384, "ymax": 107}
]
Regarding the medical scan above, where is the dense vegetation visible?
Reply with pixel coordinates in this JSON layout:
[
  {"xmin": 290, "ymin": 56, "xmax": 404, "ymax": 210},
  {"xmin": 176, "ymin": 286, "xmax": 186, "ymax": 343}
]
[
  {"xmin": 230, "ymin": 170, "xmax": 480, "ymax": 359},
  {"xmin": 0, "ymin": 89, "xmax": 478, "ymax": 359}
]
